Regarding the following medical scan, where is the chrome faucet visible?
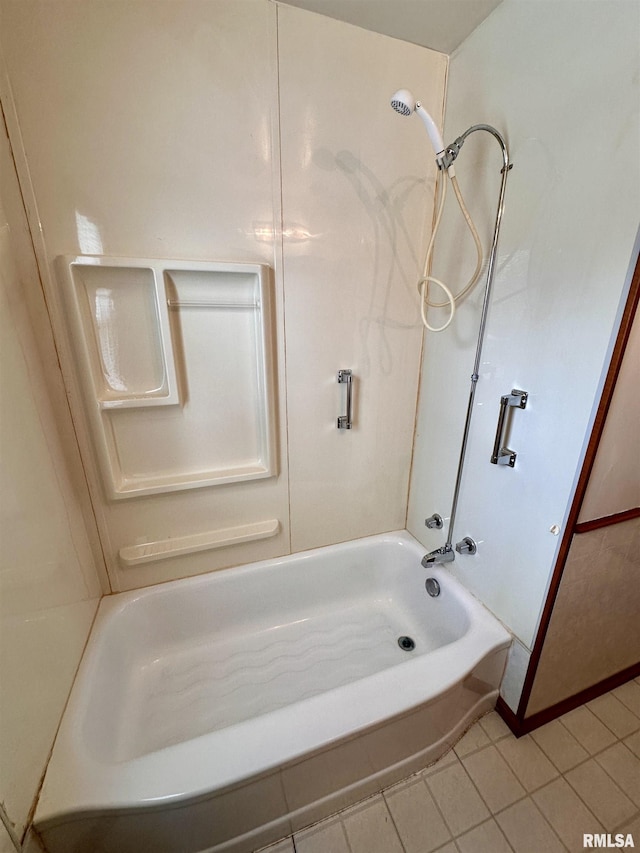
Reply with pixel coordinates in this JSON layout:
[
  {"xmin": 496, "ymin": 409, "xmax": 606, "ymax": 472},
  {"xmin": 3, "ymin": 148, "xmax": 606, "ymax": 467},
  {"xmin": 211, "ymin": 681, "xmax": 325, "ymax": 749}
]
[{"xmin": 421, "ymin": 544, "xmax": 455, "ymax": 567}]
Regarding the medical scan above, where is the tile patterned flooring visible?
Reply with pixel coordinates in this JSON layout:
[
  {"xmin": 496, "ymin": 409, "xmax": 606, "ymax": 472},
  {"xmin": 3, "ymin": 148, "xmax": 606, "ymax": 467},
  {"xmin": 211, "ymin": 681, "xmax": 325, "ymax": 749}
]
[{"xmin": 258, "ymin": 678, "xmax": 640, "ymax": 853}]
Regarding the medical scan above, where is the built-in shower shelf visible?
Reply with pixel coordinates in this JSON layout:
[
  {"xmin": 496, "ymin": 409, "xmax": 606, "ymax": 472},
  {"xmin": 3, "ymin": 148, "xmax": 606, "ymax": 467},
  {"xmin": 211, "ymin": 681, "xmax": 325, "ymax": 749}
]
[
  {"xmin": 166, "ymin": 299, "xmax": 260, "ymax": 310},
  {"xmin": 118, "ymin": 520, "xmax": 281, "ymax": 566},
  {"xmin": 57, "ymin": 255, "xmax": 277, "ymax": 499},
  {"xmin": 59, "ymin": 260, "xmax": 180, "ymax": 409}
]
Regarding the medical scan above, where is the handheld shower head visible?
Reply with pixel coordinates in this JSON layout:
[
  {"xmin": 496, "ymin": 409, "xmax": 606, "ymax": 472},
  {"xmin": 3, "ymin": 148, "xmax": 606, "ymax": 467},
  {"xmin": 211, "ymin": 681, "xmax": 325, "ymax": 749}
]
[
  {"xmin": 390, "ymin": 88, "xmax": 445, "ymax": 157},
  {"xmin": 390, "ymin": 88, "xmax": 415, "ymax": 117}
]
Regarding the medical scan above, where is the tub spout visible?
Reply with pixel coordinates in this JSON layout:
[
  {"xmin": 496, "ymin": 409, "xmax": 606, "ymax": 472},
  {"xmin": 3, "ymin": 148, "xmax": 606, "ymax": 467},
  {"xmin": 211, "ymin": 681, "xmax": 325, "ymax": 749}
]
[{"xmin": 421, "ymin": 544, "xmax": 455, "ymax": 567}]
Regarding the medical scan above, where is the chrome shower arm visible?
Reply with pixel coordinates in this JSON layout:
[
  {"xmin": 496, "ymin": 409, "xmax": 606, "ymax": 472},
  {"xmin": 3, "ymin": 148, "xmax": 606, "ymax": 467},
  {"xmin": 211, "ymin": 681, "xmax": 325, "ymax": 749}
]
[{"xmin": 439, "ymin": 124, "xmax": 510, "ymax": 173}]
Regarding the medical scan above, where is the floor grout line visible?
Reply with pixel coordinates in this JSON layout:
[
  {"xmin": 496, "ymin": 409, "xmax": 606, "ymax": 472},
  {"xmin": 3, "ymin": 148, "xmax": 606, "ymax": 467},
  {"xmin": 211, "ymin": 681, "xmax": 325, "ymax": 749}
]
[
  {"xmin": 339, "ymin": 813, "xmax": 353, "ymax": 853},
  {"xmin": 415, "ymin": 773, "xmax": 458, "ymax": 851},
  {"xmin": 449, "ymin": 816, "xmax": 516, "ymax": 852},
  {"xmin": 380, "ymin": 795, "xmax": 408, "ymax": 853},
  {"xmin": 453, "ymin": 763, "xmax": 569, "ymax": 852}
]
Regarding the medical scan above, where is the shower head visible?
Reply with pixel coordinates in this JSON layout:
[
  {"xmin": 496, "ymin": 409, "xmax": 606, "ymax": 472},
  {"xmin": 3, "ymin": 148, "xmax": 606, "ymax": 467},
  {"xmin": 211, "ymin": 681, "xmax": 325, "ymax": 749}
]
[
  {"xmin": 390, "ymin": 88, "xmax": 445, "ymax": 158},
  {"xmin": 390, "ymin": 88, "xmax": 415, "ymax": 117}
]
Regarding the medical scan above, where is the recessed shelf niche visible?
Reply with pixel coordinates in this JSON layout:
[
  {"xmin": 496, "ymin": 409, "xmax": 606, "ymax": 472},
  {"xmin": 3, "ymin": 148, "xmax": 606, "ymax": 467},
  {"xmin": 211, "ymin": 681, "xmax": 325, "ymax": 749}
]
[{"xmin": 58, "ymin": 255, "xmax": 277, "ymax": 499}]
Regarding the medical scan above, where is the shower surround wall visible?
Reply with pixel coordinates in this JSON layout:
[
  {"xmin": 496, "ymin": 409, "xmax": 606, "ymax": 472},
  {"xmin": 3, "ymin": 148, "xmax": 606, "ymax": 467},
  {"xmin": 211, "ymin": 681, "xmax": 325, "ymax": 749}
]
[
  {"xmin": 0, "ymin": 1, "xmax": 445, "ymax": 843},
  {"xmin": 407, "ymin": 0, "xmax": 640, "ymax": 707},
  {"xmin": 0, "ymin": 1, "xmax": 446, "ymax": 595},
  {"xmin": 277, "ymin": 10, "xmax": 446, "ymax": 552},
  {"xmin": 0, "ymin": 116, "xmax": 104, "ymax": 844}
]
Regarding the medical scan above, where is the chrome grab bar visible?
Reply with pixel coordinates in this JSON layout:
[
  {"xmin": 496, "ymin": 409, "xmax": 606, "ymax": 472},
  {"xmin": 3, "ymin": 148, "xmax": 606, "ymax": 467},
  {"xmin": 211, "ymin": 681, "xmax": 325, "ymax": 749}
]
[
  {"xmin": 491, "ymin": 389, "xmax": 528, "ymax": 467},
  {"xmin": 337, "ymin": 370, "xmax": 353, "ymax": 429}
]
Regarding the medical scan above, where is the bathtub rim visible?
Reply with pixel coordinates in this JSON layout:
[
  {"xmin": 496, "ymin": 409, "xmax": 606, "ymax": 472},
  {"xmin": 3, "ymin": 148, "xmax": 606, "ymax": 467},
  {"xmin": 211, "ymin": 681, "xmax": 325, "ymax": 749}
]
[{"xmin": 35, "ymin": 529, "xmax": 512, "ymax": 824}]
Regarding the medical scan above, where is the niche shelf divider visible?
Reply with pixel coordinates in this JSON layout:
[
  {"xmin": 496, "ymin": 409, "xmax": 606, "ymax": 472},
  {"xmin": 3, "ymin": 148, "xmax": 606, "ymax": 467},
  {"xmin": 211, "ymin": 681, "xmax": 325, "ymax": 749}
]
[{"xmin": 57, "ymin": 255, "xmax": 277, "ymax": 499}]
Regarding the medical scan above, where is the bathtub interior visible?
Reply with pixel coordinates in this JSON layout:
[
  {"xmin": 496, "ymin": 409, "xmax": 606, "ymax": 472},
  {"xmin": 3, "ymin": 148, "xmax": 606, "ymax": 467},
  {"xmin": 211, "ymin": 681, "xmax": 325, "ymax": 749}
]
[
  {"xmin": 35, "ymin": 532, "xmax": 512, "ymax": 853},
  {"xmin": 83, "ymin": 535, "xmax": 473, "ymax": 763}
]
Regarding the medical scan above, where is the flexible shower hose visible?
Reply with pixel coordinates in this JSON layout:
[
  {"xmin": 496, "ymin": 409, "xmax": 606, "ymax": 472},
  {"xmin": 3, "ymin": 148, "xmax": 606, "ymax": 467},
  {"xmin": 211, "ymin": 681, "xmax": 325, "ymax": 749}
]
[{"xmin": 418, "ymin": 169, "xmax": 484, "ymax": 332}]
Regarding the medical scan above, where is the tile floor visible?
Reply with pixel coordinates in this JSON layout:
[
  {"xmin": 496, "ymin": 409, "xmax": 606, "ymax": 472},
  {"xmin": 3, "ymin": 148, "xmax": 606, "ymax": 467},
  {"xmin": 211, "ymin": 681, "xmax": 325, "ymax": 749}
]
[{"xmin": 258, "ymin": 677, "xmax": 640, "ymax": 853}]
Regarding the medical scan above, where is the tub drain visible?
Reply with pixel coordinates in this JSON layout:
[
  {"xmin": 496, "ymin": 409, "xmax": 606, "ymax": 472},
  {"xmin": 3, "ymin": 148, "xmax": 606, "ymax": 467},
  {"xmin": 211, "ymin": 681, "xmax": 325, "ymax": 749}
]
[{"xmin": 397, "ymin": 635, "xmax": 416, "ymax": 652}]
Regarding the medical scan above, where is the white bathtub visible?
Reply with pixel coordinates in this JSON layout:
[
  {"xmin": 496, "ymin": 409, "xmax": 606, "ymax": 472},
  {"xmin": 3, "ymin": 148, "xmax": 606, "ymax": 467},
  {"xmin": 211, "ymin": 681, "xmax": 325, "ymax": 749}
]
[{"xmin": 35, "ymin": 531, "xmax": 511, "ymax": 853}]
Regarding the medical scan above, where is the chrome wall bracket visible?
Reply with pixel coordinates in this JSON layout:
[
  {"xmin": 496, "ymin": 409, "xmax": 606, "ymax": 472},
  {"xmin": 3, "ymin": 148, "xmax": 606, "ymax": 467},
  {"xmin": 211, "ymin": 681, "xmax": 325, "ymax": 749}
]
[
  {"xmin": 337, "ymin": 369, "xmax": 353, "ymax": 430},
  {"xmin": 437, "ymin": 135, "xmax": 465, "ymax": 171},
  {"xmin": 490, "ymin": 389, "xmax": 528, "ymax": 467}
]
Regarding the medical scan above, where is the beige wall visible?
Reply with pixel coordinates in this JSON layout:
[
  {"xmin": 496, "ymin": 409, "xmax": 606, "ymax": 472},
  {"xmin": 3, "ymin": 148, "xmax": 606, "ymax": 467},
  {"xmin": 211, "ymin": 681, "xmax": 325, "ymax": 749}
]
[
  {"xmin": 0, "ymin": 117, "xmax": 102, "ymax": 841},
  {"xmin": 526, "ymin": 516, "xmax": 640, "ymax": 716},
  {"xmin": 0, "ymin": 1, "xmax": 445, "ymax": 592},
  {"xmin": 0, "ymin": 3, "xmax": 444, "ymax": 837},
  {"xmin": 278, "ymin": 6, "xmax": 445, "ymax": 551}
]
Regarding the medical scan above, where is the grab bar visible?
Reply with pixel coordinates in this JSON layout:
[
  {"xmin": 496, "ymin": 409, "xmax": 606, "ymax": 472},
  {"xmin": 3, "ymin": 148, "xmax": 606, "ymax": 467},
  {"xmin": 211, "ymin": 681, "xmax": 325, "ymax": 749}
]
[
  {"xmin": 337, "ymin": 369, "xmax": 353, "ymax": 429},
  {"xmin": 490, "ymin": 389, "xmax": 528, "ymax": 467}
]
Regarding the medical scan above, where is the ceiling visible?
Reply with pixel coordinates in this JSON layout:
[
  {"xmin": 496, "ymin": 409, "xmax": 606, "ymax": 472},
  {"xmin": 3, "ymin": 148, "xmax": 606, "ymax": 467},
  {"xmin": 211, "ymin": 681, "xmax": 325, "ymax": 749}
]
[{"xmin": 276, "ymin": 0, "xmax": 504, "ymax": 55}]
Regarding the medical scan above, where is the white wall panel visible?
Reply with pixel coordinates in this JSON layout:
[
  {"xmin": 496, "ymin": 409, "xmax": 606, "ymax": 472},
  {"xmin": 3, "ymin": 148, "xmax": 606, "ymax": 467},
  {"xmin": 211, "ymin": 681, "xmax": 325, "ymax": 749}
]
[
  {"xmin": 0, "ymin": 0, "xmax": 291, "ymax": 590},
  {"xmin": 407, "ymin": 0, "xmax": 640, "ymax": 648},
  {"xmin": 2, "ymin": 0, "xmax": 449, "ymax": 582},
  {"xmin": 0, "ymin": 141, "xmax": 101, "ymax": 838},
  {"xmin": 278, "ymin": 5, "xmax": 447, "ymax": 551}
]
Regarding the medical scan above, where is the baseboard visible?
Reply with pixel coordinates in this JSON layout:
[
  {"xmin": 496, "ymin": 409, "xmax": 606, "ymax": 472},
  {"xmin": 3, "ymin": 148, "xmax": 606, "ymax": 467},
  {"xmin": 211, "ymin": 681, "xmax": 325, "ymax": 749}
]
[{"xmin": 496, "ymin": 661, "xmax": 640, "ymax": 737}]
